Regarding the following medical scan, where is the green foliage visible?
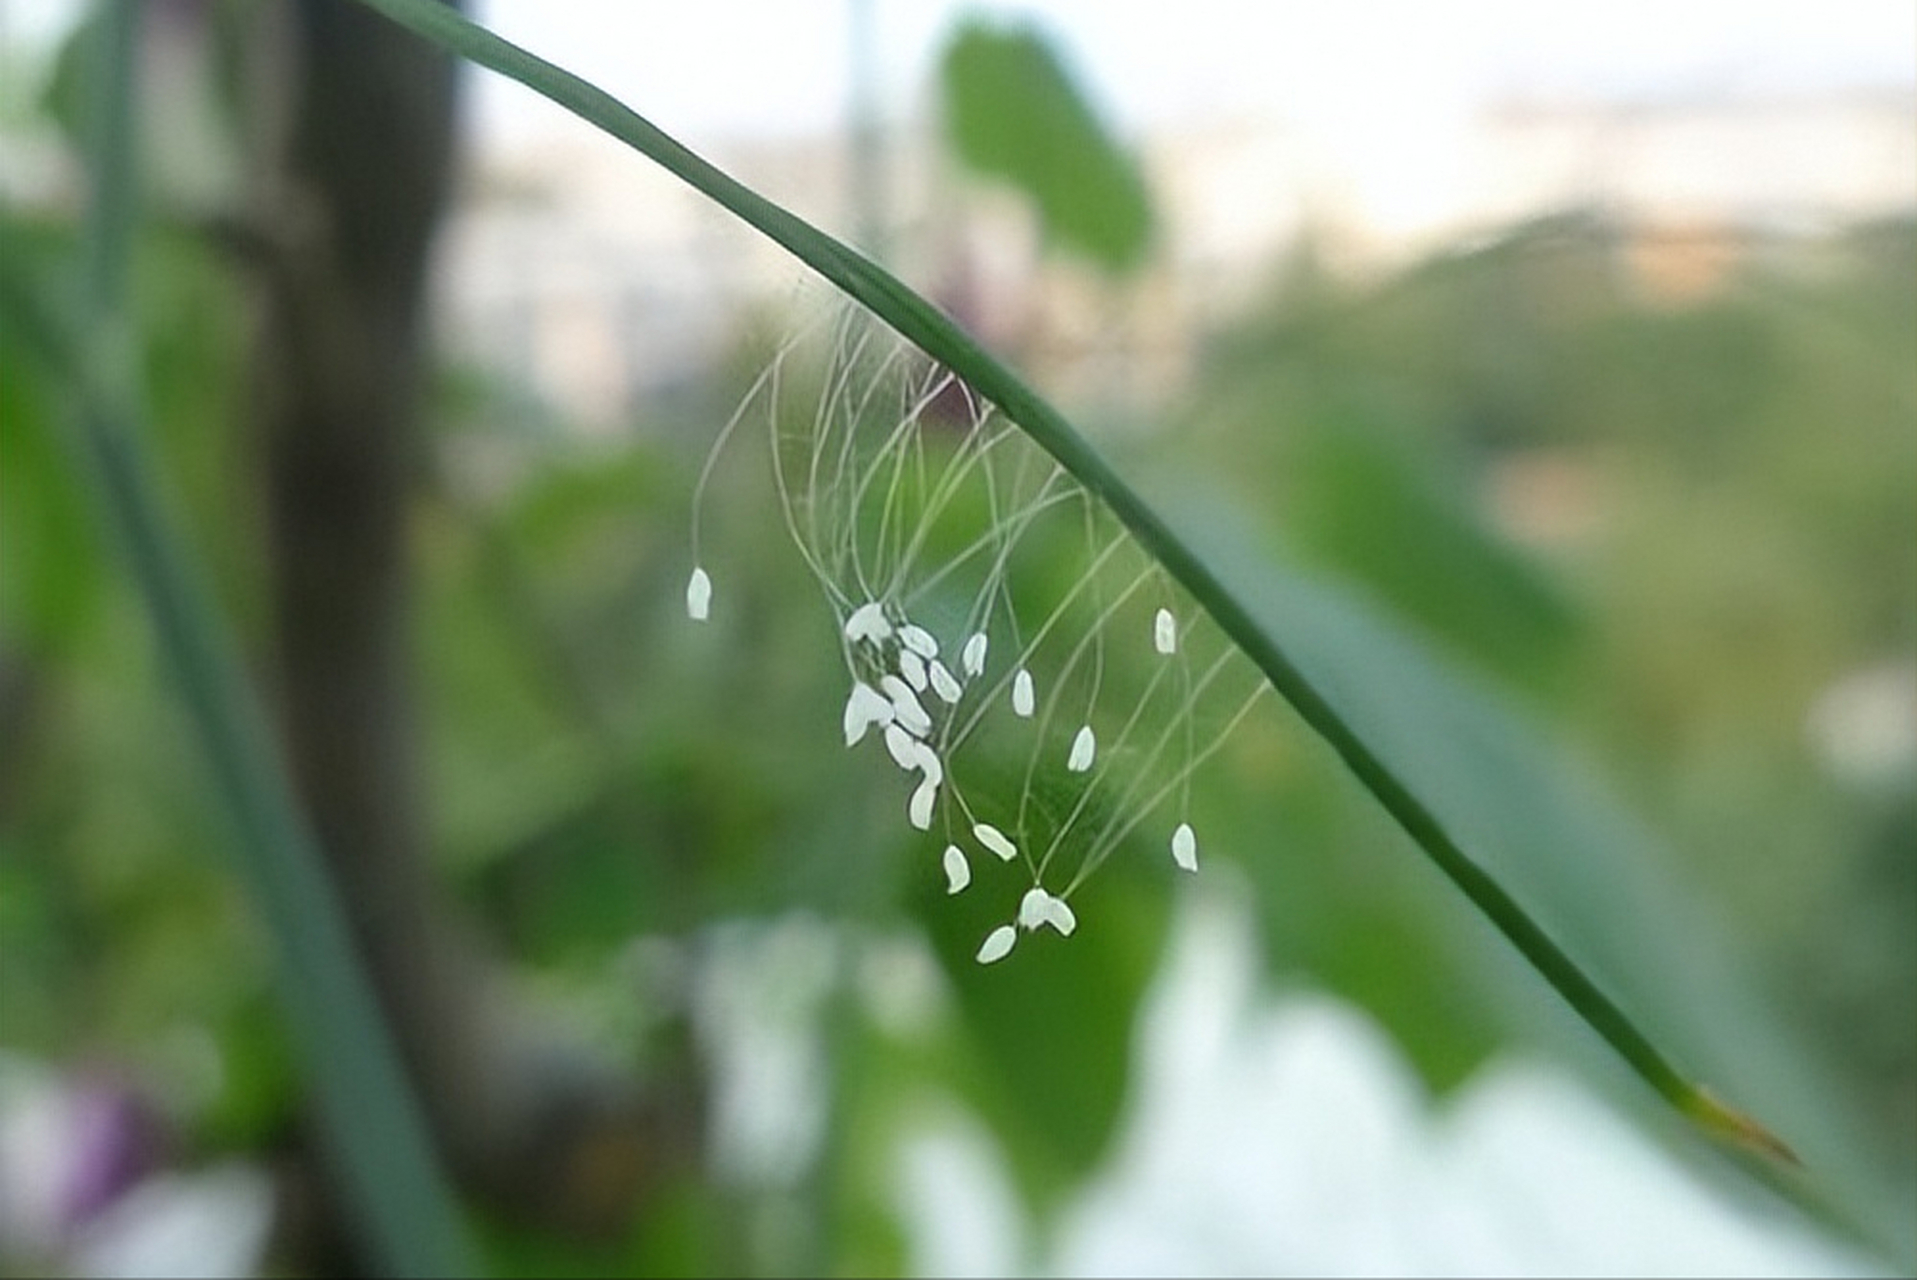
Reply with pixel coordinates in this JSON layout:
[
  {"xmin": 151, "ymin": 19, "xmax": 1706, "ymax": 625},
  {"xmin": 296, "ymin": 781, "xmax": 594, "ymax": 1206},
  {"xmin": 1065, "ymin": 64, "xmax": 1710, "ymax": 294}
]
[
  {"xmin": 938, "ymin": 16, "xmax": 1154, "ymax": 273},
  {"xmin": 1284, "ymin": 409, "xmax": 1580, "ymax": 694},
  {"xmin": 922, "ymin": 858, "xmax": 1169, "ymax": 1197},
  {"xmin": 1174, "ymin": 215, "xmax": 1916, "ymax": 1248},
  {"xmin": 7, "ymin": 0, "xmax": 1910, "ymax": 1273}
]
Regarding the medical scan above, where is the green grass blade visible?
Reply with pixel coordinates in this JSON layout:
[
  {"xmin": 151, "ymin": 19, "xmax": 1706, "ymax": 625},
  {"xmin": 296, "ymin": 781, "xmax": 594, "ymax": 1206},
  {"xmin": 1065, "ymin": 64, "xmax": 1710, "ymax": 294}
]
[
  {"xmin": 351, "ymin": 0, "xmax": 1786, "ymax": 1160},
  {"xmin": 71, "ymin": 6, "xmax": 480, "ymax": 1274}
]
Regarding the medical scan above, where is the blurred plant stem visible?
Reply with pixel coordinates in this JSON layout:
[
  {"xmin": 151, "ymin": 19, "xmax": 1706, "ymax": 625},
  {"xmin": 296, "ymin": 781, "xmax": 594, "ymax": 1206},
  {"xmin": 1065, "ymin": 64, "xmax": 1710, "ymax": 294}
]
[
  {"xmin": 69, "ymin": 2, "xmax": 476, "ymax": 1274},
  {"xmin": 249, "ymin": 0, "xmax": 488, "ymax": 1185},
  {"xmin": 244, "ymin": 0, "xmax": 681, "ymax": 1252}
]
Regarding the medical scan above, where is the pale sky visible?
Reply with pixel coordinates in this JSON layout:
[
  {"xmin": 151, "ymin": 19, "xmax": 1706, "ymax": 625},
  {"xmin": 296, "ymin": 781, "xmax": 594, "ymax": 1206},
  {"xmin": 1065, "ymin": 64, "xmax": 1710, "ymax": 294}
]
[
  {"xmin": 1, "ymin": 0, "xmax": 1908, "ymax": 257},
  {"xmin": 468, "ymin": 0, "xmax": 1916, "ymax": 148},
  {"xmin": 3, "ymin": 0, "xmax": 1909, "ymax": 147}
]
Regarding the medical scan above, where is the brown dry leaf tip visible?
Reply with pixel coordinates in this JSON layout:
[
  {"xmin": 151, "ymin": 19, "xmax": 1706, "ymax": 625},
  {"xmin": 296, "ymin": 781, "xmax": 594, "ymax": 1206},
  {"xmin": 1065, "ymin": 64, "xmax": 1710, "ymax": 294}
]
[{"xmin": 1690, "ymin": 1087, "xmax": 1801, "ymax": 1167}]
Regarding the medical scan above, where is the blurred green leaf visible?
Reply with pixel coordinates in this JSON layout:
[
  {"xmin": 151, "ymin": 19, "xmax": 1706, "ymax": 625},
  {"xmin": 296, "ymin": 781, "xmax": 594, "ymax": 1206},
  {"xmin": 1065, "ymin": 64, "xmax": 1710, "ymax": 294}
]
[
  {"xmin": 938, "ymin": 16, "xmax": 1153, "ymax": 273},
  {"xmin": 1148, "ymin": 480, "xmax": 1913, "ymax": 1262},
  {"xmin": 919, "ymin": 852, "xmax": 1169, "ymax": 1200},
  {"xmin": 1286, "ymin": 408, "xmax": 1579, "ymax": 692}
]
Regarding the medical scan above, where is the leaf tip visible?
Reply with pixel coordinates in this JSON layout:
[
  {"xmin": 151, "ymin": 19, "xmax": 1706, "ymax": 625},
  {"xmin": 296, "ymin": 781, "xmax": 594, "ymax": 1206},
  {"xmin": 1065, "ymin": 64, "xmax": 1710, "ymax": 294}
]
[{"xmin": 1687, "ymin": 1087, "xmax": 1799, "ymax": 1167}]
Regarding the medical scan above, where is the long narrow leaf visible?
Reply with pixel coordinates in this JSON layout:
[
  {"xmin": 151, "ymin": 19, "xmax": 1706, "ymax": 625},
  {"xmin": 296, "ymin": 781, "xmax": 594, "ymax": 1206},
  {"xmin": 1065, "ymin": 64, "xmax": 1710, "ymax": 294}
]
[{"xmin": 353, "ymin": 0, "xmax": 1785, "ymax": 1161}]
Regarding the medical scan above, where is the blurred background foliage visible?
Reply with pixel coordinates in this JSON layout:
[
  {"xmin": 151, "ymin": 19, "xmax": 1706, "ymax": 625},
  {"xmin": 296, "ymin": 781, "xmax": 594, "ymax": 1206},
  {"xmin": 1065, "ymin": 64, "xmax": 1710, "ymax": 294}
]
[{"xmin": 0, "ymin": 2, "xmax": 1912, "ymax": 1276}]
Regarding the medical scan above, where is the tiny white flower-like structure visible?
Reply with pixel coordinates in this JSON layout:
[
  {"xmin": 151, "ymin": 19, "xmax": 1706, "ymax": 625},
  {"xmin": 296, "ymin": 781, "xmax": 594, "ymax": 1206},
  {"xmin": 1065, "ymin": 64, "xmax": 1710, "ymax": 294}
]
[
  {"xmin": 834, "ymin": 603, "xmax": 960, "ymax": 839},
  {"xmin": 942, "ymin": 844, "xmax": 971, "ymax": 894},
  {"xmin": 826, "ymin": 593, "xmax": 1209, "ymax": 961},
  {"xmin": 910, "ymin": 740, "xmax": 943, "ymax": 788},
  {"xmin": 845, "ymin": 600, "xmax": 892, "ymax": 644},
  {"xmin": 899, "ymin": 624, "xmax": 940, "ymax": 659},
  {"xmin": 927, "ymin": 660, "xmax": 962, "ymax": 705},
  {"xmin": 880, "ymin": 674, "xmax": 933, "ymax": 737},
  {"xmin": 686, "ymin": 568, "xmax": 712, "ymax": 621},
  {"xmin": 1017, "ymin": 886, "xmax": 1077, "ymax": 936},
  {"xmin": 976, "ymin": 924, "xmax": 1018, "ymax": 964},
  {"xmin": 961, "ymin": 632, "xmax": 989, "ymax": 677},
  {"xmin": 1171, "ymin": 821, "xmax": 1198, "ymax": 872},
  {"xmin": 688, "ymin": 317, "xmax": 1250, "ymax": 972},
  {"xmin": 976, "ymin": 885, "xmax": 1077, "ymax": 963},
  {"xmin": 1011, "ymin": 669, "xmax": 1035, "ymax": 718},
  {"xmin": 1067, "ymin": 725, "xmax": 1096, "ymax": 773},
  {"xmin": 1154, "ymin": 606, "xmax": 1177, "ymax": 655},
  {"xmin": 843, "ymin": 681, "xmax": 894, "ymax": 746},
  {"xmin": 883, "ymin": 722, "xmax": 921, "ymax": 770},
  {"xmin": 973, "ymin": 822, "xmax": 1018, "ymax": 862},
  {"xmin": 908, "ymin": 778, "xmax": 939, "ymax": 830}
]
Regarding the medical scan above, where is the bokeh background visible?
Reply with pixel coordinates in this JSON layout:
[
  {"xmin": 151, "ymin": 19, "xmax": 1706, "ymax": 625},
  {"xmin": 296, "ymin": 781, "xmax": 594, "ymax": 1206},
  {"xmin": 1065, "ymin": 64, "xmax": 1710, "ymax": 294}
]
[{"xmin": 1, "ymin": 0, "xmax": 1912, "ymax": 1275}]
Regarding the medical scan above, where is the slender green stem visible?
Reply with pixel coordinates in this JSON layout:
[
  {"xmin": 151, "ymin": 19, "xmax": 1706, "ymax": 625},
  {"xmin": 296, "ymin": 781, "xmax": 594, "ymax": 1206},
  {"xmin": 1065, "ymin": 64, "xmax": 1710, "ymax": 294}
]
[
  {"xmin": 350, "ymin": 0, "xmax": 1787, "ymax": 1159},
  {"xmin": 73, "ymin": 6, "xmax": 480, "ymax": 1274}
]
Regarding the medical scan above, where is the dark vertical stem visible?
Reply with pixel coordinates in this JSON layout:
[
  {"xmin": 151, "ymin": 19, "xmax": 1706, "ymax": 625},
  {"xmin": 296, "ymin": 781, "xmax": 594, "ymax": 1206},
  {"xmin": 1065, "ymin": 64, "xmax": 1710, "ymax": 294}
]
[
  {"xmin": 252, "ymin": 0, "xmax": 490, "ymax": 1173},
  {"xmin": 72, "ymin": 3, "xmax": 476, "ymax": 1273}
]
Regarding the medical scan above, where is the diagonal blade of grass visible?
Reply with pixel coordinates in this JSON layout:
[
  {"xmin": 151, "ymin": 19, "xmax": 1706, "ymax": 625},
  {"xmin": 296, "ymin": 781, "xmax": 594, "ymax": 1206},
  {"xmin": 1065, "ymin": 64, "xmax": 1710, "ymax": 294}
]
[
  {"xmin": 351, "ymin": 0, "xmax": 1787, "ymax": 1162},
  {"xmin": 69, "ymin": 5, "xmax": 478, "ymax": 1274}
]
